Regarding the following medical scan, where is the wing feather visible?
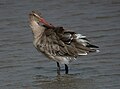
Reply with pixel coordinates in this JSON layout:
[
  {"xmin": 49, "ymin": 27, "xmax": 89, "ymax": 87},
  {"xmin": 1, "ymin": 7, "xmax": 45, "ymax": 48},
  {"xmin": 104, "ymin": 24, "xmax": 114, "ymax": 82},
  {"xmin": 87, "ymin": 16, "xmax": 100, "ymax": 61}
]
[{"xmin": 35, "ymin": 26, "xmax": 99, "ymax": 63}]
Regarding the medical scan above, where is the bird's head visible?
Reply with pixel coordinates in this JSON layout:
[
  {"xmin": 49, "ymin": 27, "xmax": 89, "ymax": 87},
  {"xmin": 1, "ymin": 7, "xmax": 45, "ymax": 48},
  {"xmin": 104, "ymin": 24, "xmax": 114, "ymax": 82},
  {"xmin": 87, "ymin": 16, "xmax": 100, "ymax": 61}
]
[{"xmin": 29, "ymin": 11, "xmax": 54, "ymax": 28}]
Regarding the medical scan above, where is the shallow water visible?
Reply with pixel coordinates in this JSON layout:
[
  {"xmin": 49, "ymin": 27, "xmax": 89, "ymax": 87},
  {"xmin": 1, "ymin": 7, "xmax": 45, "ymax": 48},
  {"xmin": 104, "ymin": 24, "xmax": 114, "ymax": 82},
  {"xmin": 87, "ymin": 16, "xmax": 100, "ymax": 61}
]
[{"xmin": 0, "ymin": 0, "xmax": 120, "ymax": 89}]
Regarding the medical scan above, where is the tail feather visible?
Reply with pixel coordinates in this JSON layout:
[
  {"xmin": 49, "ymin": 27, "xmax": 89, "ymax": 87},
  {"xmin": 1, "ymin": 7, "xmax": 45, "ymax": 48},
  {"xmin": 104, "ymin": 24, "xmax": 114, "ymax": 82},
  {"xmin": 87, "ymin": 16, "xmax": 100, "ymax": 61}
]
[{"xmin": 74, "ymin": 33, "xmax": 99, "ymax": 54}]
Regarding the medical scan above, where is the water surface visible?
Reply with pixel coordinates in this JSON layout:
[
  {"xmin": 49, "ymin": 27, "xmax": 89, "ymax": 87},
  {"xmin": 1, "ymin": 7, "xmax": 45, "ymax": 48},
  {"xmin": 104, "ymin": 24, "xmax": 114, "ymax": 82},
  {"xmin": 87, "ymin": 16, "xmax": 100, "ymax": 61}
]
[{"xmin": 0, "ymin": 0, "xmax": 120, "ymax": 89}]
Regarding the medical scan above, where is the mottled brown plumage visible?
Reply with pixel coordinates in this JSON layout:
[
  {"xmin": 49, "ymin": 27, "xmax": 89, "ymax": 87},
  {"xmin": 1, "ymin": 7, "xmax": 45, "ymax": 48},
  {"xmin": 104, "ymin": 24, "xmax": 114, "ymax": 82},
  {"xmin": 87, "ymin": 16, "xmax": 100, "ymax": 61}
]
[{"xmin": 29, "ymin": 11, "xmax": 99, "ymax": 74}]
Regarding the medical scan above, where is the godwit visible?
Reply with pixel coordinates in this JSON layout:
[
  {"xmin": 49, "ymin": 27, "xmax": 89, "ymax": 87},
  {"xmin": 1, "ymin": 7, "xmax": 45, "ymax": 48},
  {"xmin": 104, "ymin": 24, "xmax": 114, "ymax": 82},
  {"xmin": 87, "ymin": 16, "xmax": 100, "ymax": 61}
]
[{"xmin": 29, "ymin": 11, "xmax": 99, "ymax": 74}]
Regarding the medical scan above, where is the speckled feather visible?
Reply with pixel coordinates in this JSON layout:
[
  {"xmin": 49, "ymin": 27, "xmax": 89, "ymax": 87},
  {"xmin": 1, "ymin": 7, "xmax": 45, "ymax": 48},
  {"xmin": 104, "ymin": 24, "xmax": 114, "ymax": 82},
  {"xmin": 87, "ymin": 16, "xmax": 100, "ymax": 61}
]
[
  {"xmin": 34, "ymin": 26, "xmax": 98, "ymax": 64},
  {"xmin": 29, "ymin": 12, "xmax": 99, "ymax": 64}
]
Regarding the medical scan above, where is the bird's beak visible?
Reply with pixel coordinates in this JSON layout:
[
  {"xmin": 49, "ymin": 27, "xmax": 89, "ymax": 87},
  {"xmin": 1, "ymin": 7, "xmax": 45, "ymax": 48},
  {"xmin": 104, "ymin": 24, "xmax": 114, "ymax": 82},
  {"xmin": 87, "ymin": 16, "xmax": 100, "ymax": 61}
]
[
  {"xmin": 31, "ymin": 11, "xmax": 54, "ymax": 28},
  {"xmin": 39, "ymin": 17, "xmax": 53, "ymax": 27}
]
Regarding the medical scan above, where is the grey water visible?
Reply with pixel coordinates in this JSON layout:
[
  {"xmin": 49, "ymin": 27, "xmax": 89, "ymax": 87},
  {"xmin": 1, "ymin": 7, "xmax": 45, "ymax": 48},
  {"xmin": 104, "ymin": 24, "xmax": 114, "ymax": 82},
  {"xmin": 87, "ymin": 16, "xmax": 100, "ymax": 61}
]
[{"xmin": 0, "ymin": 0, "xmax": 120, "ymax": 89}]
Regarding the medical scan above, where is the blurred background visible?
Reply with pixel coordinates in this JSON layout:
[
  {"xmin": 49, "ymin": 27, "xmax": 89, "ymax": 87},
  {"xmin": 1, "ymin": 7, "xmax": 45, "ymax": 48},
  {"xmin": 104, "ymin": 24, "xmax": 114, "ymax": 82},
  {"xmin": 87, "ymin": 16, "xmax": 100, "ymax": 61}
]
[{"xmin": 0, "ymin": 0, "xmax": 120, "ymax": 89}]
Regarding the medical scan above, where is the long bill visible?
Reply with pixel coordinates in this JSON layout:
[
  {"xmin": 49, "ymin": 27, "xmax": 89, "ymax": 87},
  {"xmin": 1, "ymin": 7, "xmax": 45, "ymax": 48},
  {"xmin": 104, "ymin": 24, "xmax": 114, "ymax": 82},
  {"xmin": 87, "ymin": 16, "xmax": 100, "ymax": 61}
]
[{"xmin": 39, "ymin": 17, "xmax": 54, "ymax": 28}]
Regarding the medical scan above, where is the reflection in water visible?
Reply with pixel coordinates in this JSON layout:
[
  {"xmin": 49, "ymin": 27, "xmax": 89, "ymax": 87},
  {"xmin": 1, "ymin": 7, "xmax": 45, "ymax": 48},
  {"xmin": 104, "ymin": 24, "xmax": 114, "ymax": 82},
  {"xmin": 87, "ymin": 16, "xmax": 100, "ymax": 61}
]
[{"xmin": 33, "ymin": 74, "xmax": 98, "ymax": 89}]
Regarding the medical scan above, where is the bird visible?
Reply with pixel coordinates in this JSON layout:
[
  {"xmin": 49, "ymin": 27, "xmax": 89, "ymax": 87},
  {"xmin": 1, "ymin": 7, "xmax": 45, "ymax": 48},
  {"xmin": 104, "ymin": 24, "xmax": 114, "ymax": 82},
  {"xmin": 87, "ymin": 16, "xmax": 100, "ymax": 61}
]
[{"xmin": 29, "ymin": 11, "xmax": 99, "ymax": 75}]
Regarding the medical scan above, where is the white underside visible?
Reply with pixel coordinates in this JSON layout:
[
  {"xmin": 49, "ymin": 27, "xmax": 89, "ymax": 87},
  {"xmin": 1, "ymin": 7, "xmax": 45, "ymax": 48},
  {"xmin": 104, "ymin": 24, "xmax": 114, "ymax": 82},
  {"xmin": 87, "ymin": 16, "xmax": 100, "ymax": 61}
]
[
  {"xmin": 55, "ymin": 56, "xmax": 70, "ymax": 64},
  {"xmin": 54, "ymin": 56, "xmax": 76, "ymax": 64}
]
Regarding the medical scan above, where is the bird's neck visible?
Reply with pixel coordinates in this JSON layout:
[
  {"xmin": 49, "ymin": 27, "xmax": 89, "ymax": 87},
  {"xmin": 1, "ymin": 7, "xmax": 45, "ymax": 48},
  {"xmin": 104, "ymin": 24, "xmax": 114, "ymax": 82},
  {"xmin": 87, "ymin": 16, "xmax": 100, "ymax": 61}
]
[
  {"xmin": 32, "ymin": 26, "xmax": 45, "ymax": 39},
  {"xmin": 30, "ymin": 20, "xmax": 45, "ymax": 39}
]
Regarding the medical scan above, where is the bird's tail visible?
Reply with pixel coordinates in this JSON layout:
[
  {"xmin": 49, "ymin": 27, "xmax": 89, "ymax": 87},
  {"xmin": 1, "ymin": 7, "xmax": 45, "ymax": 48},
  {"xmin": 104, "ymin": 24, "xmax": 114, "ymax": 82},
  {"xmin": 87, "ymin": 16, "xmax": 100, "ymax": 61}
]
[{"xmin": 74, "ymin": 34, "xmax": 99, "ymax": 54}]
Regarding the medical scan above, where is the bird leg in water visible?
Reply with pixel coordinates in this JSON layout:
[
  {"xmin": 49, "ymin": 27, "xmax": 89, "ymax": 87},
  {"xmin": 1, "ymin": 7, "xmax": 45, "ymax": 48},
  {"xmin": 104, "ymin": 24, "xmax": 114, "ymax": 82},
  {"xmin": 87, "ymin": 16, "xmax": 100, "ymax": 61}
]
[
  {"xmin": 57, "ymin": 62, "xmax": 60, "ymax": 75},
  {"xmin": 65, "ymin": 64, "xmax": 68, "ymax": 74}
]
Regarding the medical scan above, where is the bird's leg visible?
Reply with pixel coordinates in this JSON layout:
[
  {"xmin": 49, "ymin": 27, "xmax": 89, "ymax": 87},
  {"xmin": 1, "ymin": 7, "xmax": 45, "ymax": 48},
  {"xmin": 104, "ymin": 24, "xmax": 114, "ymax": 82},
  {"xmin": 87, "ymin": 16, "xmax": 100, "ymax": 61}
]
[
  {"xmin": 56, "ymin": 62, "xmax": 60, "ymax": 75},
  {"xmin": 65, "ymin": 64, "xmax": 68, "ymax": 74}
]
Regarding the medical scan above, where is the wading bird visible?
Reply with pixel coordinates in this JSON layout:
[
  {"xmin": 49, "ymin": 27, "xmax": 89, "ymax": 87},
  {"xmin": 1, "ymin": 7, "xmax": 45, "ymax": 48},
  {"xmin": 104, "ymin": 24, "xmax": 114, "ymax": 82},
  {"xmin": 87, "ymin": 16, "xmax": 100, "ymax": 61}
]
[{"xmin": 29, "ymin": 11, "xmax": 99, "ymax": 75}]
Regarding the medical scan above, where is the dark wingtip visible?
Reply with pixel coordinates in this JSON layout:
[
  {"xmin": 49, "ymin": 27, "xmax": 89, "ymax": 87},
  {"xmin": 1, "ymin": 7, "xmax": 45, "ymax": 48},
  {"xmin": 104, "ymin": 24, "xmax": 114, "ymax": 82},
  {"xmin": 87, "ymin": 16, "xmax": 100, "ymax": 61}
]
[{"xmin": 86, "ymin": 44, "xmax": 99, "ymax": 48}]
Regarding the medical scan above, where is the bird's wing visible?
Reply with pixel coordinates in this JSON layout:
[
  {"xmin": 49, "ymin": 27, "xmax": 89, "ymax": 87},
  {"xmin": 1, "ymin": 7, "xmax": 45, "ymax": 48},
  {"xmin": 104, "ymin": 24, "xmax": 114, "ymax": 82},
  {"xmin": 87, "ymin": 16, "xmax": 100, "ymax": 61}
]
[
  {"xmin": 53, "ymin": 27, "xmax": 99, "ymax": 56},
  {"xmin": 35, "ymin": 27, "xmax": 99, "ymax": 63}
]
